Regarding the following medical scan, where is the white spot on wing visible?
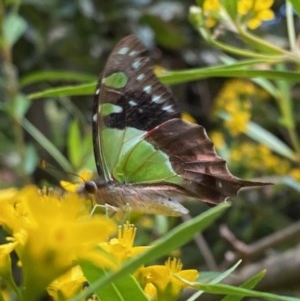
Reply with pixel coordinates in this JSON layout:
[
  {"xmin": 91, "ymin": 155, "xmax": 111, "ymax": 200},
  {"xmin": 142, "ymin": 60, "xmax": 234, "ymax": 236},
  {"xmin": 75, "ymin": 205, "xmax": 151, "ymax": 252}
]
[
  {"xmin": 137, "ymin": 74, "xmax": 145, "ymax": 81},
  {"xmin": 129, "ymin": 50, "xmax": 137, "ymax": 56},
  {"xmin": 129, "ymin": 100, "xmax": 137, "ymax": 106},
  {"xmin": 152, "ymin": 94, "xmax": 163, "ymax": 103},
  {"xmin": 132, "ymin": 59, "xmax": 141, "ymax": 70},
  {"xmin": 162, "ymin": 104, "xmax": 174, "ymax": 112},
  {"xmin": 95, "ymin": 88, "xmax": 100, "ymax": 95},
  {"xmin": 118, "ymin": 47, "xmax": 129, "ymax": 55},
  {"xmin": 143, "ymin": 85, "xmax": 152, "ymax": 94},
  {"xmin": 92, "ymin": 113, "xmax": 98, "ymax": 122}
]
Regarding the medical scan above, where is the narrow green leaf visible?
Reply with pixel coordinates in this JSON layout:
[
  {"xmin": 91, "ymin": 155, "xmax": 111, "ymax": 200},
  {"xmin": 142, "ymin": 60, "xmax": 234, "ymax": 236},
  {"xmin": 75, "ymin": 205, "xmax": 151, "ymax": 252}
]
[
  {"xmin": 281, "ymin": 176, "xmax": 300, "ymax": 192},
  {"xmin": 27, "ymin": 82, "xmax": 96, "ymax": 100},
  {"xmin": 68, "ymin": 120, "xmax": 82, "ymax": 169},
  {"xmin": 3, "ymin": 13, "xmax": 27, "ymax": 46},
  {"xmin": 218, "ymin": 113, "xmax": 296, "ymax": 161},
  {"xmin": 27, "ymin": 62, "xmax": 300, "ymax": 100},
  {"xmin": 288, "ymin": 0, "xmax": 300, "ymax": 16},
  {"xmin": 252, "ymin": 78, "xmax": 280, "ymax": 99},
  {"xmin": 221, "ymin": 0, "xmax": 237, "ymax": 19},
  {"xmin": 195, "ymin": 282, "xmax": 300, "ymax": 301},
  {"xmin": 21, "ymin": 118, "xmax": 73, "ymax": 172},
  {"xmin": 20, "ymin": 71, "xmax": 95, "ymax": 87},
  {"xmin": 24, "ymin": 144, "xmax": 39, "ymax": 175},
  {"xmin": 68, "ymin": 203, "xmax": 230, "ymax": 301},
  {"xmin": 220, "ymin": 270, "xmax": 266, "ymax": 301},
  {"xmin": 188, "ymin": 261, "xmax": 242, "ymax": 301},
  {"xmin": 160, "ymin": 69, "xmax": 300, "ymax": 85},
  {"xmin": 246, "ymin": 121, "xmax": 296, "ymax": 160},
  {"xmin": 10, "ymin": 94, "xmax": 30, "ymax": 120},
  {"xmin": 81, "ymin": 262, "xmax": 148, "ymax": 301}
]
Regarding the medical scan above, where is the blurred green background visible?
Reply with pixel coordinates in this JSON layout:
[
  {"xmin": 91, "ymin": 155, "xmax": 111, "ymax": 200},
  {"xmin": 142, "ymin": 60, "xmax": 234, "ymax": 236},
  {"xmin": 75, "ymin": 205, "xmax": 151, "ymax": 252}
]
[{"xmin": 1, "ymin": 0, "xmax": 300, "ymax": 297}]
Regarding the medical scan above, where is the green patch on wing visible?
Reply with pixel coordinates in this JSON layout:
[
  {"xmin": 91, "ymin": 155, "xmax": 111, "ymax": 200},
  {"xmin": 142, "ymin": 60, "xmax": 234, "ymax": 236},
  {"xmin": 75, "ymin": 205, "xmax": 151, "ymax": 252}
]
[
  {"xmin": 104, "ymin": 72, "xmax": 128, "ymax": 89},
  {"xmin": 101, "ymin": 103, "xmax": 123, "ymax": 116},
  {"xmin": 101, "ymin": 127, "xmax": 182, "ymax": 184}
]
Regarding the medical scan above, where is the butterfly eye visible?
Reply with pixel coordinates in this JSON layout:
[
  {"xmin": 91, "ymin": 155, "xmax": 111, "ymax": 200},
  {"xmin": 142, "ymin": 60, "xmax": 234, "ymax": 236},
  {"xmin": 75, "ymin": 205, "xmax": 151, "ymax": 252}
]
[{"xmin": 84, "ymin": 181, "xmax": 98, "ymax": 194}]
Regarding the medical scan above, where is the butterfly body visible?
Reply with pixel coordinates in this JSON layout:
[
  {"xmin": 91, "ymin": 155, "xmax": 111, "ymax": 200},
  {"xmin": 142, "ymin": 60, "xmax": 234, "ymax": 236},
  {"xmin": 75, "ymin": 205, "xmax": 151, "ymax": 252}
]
[
  {"xmin": 94, "ymin": 180, "xmax": 189, "ymax": 216},
  {"xmin": 88, "ymin": 35, "xmax": 268, "ymax": 216}
]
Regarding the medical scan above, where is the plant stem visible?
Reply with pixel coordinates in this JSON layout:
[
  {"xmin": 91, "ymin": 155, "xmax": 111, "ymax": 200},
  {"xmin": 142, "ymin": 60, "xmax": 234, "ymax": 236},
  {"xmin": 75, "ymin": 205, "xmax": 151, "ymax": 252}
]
[
  {"xmin": 286, "ymin": 0, "xmax": 297, "ymax": 52},
  {"xmin": 0, "ymin": 3, "xmax": 28, "ymax": 181},
  {"xmin": 236, "ymin": 24, "xmax": 300, "ymax": 63}
]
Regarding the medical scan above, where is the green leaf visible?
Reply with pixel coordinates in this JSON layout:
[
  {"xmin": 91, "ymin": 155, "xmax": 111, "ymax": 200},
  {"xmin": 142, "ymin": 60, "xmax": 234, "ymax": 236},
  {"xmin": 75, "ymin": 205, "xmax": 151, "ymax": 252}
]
[
  {"xmin": 20, "ymin": 71, "xmax": 95, "ymax": 87},
  {"xmin": 68, "ymin": 203, "xmax": 230, "ymax": 301},
  {"xmin": 10, "ymin": 94, "xmax": 30, "ymax": 120},
  {"xmin": 281, "ymin": 176, "xmax": 300, "ymax": 192},
  {"xmin": 220, "ymin": 270, "xmax": 265, "ymax": 301},
  {"xmin": 246, "ymin": 121, "xmax": 296, "ymax": 161},
  {"xmin": 160, "ymin": 68, "xmax": 300, "ymax": 86},
  {"xmin": 188, "ymin": 261, "xmax": 242, "ymax": 301},
  {"xmin": 81, "ymin": 262, "xmax": 148, "ymax": 301},
  {"xmin": 67, "ymin": 120, "xmax": 82, "ymax": 169},
  {"xmin": 221, "ymin": 0, "xmax": 237, "ymax": 19},
  {"xmin": 194, "ymin": 282, "xmax": 300, "ymax": 301},
  {"xmin": 3, "ymin": 13, "xmax": 27, "ymax": 46},
  {"xmin": 27, "ymin": 82, "xmax": 96, "ymax": 100},
  {"xmin": 27, "ymin": 61, "xmax": 300, "ymax": 100},
  {"xmin": 288, "ymin": 0, "xmax": 300, "ymax": 16},
  {"xmin": 21, "ymin": 118, "xmax": 73, "ymax": 172},
  {"xmin": 24, "ymin": 143, "xmax": 39, "ymax": 175}
]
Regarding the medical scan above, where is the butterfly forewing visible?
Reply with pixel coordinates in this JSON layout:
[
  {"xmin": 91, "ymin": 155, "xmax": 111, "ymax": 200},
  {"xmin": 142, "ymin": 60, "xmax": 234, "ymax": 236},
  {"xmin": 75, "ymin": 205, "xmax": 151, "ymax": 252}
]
[{"xmin": 93, "ymin": 35, "xmax": 180, "ymax": 182}]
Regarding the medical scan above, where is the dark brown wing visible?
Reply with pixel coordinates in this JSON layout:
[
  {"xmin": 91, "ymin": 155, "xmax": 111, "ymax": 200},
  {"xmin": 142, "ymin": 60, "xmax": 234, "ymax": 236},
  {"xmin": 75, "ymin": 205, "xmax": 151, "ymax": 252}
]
[{"xmin": 146, "ymin": 118, "xmax": 269, "ymax": 204}]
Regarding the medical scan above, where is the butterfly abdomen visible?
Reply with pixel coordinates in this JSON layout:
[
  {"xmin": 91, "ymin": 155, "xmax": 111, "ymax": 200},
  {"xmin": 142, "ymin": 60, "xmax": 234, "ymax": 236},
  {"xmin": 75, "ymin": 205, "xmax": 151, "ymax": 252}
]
[{"xmin": 95, "ymin": 182, "xmax": 188, "ymax": 216}]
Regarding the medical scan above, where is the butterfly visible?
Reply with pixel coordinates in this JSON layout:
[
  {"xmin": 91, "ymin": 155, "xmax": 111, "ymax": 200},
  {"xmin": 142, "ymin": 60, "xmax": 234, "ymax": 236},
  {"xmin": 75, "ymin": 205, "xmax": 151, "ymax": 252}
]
[{"xmin": 85, "ymin": 35, "xmax": 267, "ymax": 216}]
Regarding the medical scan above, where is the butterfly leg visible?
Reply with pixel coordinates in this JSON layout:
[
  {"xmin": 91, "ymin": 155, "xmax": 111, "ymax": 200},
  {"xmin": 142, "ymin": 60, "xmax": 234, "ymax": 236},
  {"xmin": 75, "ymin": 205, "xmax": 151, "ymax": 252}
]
[{"xmin": 89, "ymin": 203, "xmax": 119, "ymax": 217}]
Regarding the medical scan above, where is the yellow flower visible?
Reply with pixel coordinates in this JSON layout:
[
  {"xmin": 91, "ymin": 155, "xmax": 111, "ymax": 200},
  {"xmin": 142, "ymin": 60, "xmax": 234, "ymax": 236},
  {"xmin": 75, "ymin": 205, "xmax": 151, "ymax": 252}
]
[
  {"xmin": 225, "ymin": 110, "xmax": 250, "ymax": 136},
  {"xmin": 47, "ymin": 266, "xmax": 86, "ymax": 301},
  {"xmin": 213, "ymin": 79, "xmax": 270, "ymax": 136},
  {"xmin": 0, "ymin": 185, "xmax": 116, "ymax": 301},
  {"xmin": 135, "ymin": 257, "xmax": 199, "ymax": 301},
  {"xmin": 210, "ymin": 131, "xmax": 225, "ymax": 149},
  {"xmin": 230, "ymin": 142, "xmax": 291, "ymax": 176},
  {"xmin": 0, "ymin": 241, "xmax": 19, "ymax": 296},
  {"xmin": 202, "ymin": 0, "xmax": 221, "ymax": 27},
  {"xmin": 290, "ymin": 168, "xmax": 300, "ymax": 181},
  {"xmin": 238, "ymin": 0, "xmax": 275, "ymax": 29},
  {"xmin": 100, "ymin": 221, "xmax": 148, "ymax": 264},
  {"xmin": 181, "ymin": 112, "xmax": 197, "ymax": 124}
]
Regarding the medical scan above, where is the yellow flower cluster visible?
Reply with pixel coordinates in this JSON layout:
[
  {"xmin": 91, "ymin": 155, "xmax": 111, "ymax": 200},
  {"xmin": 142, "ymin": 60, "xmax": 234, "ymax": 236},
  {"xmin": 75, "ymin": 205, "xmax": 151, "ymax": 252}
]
[
  {"xmin": 230, "ymin": 142, "xmax": 291, "ymax": 175},
  {"xmin": 213, "ymin": 79, "xmax": 268, "ymax": 136},
  {"xmin": 49, "ymin": 222, "xmax": 198, "ymax": 301},
  {"xmin": 0, "ymin": 188, "xmax": 198, "ymax": 301},
  {"xmin": 238, "ymin": 0, "xmax": 275, "ymax": 29},
  {"xmin": 202, "ymin": 0, "xmax": 221, "ymax": 28},
  {"xmin": 101, "ymin": 222, "xmax": 198, "ymax": 301},
  {"xmin": 201, "ymin": 0, "xmax": 274, "ymax": 29},
  {"xmin": 135, "ymin": 257, "xmax": 198, "ymax": 301},
  {"xmin": 0, "ymin": 186, "xmax": 116, "ymax": 301}
]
